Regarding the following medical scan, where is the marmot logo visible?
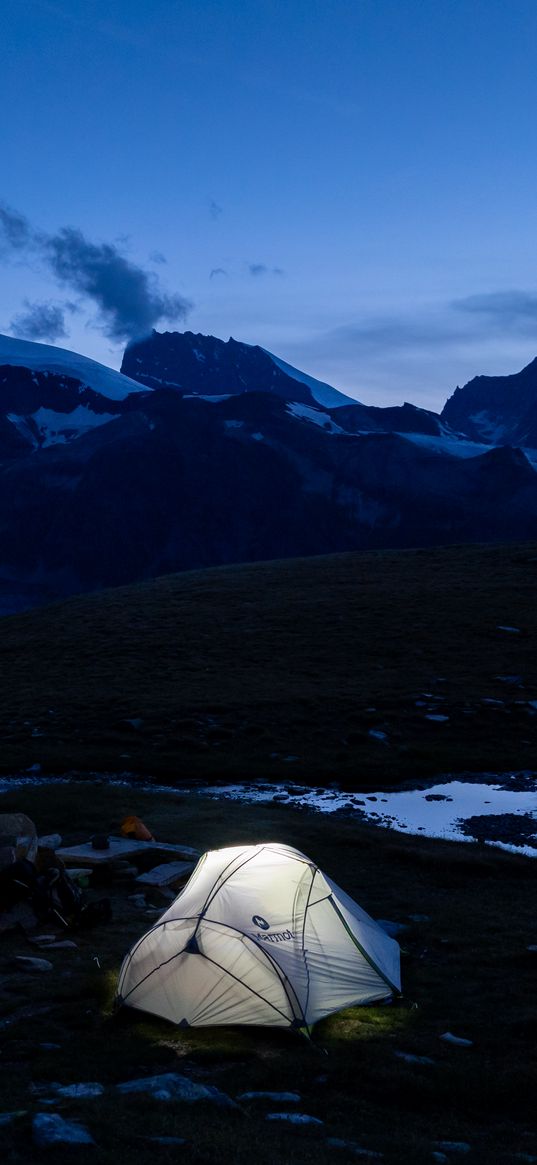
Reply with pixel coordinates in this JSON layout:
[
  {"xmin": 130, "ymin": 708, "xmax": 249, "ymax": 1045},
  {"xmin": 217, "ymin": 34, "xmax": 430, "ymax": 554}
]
[{"xmin": 252, "ymin": 915, "xmax": 270, "ymax": 930}]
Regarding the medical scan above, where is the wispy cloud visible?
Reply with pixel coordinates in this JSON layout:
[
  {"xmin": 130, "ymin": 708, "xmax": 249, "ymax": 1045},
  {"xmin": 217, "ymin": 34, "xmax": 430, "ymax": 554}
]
[
  {"xmin": 10, "ymin": 300, "xmax": 70, "ymax": 342},
  {"xmin": 209, "ymin": 267, "xmax": 228, "ymax": 279},
  {"xmin": 209, "ymin": 200, "xmax": 223, "ymax": 220},
  {"xmin": 0, "ymin": 203, "xmax": 192, "ymax": 343},
  {"xmin": 248, "ymin": 262, "xmax": 285, "ymax": 278}
]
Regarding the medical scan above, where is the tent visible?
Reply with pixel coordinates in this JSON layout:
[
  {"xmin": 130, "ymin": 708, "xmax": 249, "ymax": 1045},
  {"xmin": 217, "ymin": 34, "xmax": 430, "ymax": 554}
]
[{"xmin": 117, "ymin": 842, "xmax": 401, "ymax": 1031}]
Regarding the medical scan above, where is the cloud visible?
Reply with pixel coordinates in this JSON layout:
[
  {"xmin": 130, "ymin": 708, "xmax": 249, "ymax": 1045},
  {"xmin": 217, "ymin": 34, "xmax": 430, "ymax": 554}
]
[
  {"xmin": 0, "ymin": 203, "xmax": 192, "ymax": 343},
  {"xmin": 453, "ymin": 290, "xmax": 537, "ymax": 331},
  {"xmin": 10, "ymin": 300, "xmax": 69, "ymax": 342},
  {"xmin": 149, "ymin": 250, "xmax": 167, "ymax": 265},
  {"xmin": 209, "ymin": 267, "xmax": 228, "ymax": 279},
  {"xmin": 0, "ymin": 205, "xmax": 33, "ymax": 253},
  {"xmin": 209, "ymin": 200, "xmax": 223, "ymax": 220},
  {"xmin": 248, "ymin": 263, "xmax": 285, "ymax": 278}
]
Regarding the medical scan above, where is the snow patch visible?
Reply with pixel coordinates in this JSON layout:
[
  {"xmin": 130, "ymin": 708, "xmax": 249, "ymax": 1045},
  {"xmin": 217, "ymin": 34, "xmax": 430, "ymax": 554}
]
[
  {"xmin": 224, "ymin": 419, "xmax": 244, "ymax": 430},
  {"xmin": 263, "ymin": 349, "xmax": 356, "ymax": 408},
  {"xmin": 399, "ymin": 432, "xmax": 492, "ymax": 459},
  {"xmin": 0, "ymin": 334, "xmax": 148, "ymax": 401},
  {"xmin": 468, "ymin": 411, "xmax": 509, "ymax": 443},
  {"xmin": 286, "ymin": 401, "xmax": 345, "ymax": 434}
]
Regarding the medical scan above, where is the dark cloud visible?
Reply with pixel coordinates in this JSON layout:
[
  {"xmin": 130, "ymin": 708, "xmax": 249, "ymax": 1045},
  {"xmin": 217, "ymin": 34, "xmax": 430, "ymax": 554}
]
[
  {"xmin": 149, "ymin": 250, "xmax": 167, "ymax": 264},
  {"xmin": 209, "ymin": 199, "xmax": 223, "ymax": 220},
  {"xmin": 0, "ymin": 203, "xmax": 192, "ymax": 343},
  {"xmin": 248, "ymin": 262, "xmax": 285, "ymax": 278},
  {"xmin": 10, "ymin": 300, "xmax": 69, "ymax": 342},
  {"xmin": 0, "ymin": 205, "xmax": 33, "ymax": 252},
  {"xmin": 453, "ymin": 290, "xmax": 537, "ymax": 330},
  {"xmin": 209, "ymin": 267, "xmax": 228, "ymax": 279}
]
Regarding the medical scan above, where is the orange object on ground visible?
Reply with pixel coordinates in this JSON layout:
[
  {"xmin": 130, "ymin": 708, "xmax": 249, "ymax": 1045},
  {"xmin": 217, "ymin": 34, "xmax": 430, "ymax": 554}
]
[{"xmin": 120, "ymin": 815, "xmax": 155, "ymax": 841}]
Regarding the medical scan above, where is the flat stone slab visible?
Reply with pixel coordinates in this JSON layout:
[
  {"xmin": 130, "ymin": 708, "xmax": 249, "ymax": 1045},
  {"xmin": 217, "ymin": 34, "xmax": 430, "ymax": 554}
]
[
  {"xmin": 56, "ymin": 838, "xmax": 199, "ymax": 867},
  {"xmin": 135, "ymin": 860, "xmax": 195, "ymax": 887}
]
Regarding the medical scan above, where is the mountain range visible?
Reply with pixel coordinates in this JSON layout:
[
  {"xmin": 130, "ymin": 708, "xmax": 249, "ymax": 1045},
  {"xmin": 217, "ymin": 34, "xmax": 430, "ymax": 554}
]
[{"xmin": 1, "ymin": 328, "xmax": 537, "ymax": 612}]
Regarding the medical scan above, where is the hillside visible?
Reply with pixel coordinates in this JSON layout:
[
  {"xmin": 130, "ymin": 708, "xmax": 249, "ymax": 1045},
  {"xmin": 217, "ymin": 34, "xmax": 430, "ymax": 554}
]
[
  {"xmin": 0, "ymin": 781, "xmax": 535, "ymax": 1164},
  {"xmin": 2, "ymin": 542, "xmax": 537, "ymax": 786}
]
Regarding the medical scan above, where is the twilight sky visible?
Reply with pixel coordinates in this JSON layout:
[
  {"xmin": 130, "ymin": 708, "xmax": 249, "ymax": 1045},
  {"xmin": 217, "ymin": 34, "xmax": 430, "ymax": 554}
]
[{"xmin": 2, "ymin": 0, "xmax": 537, "ymax": 410}]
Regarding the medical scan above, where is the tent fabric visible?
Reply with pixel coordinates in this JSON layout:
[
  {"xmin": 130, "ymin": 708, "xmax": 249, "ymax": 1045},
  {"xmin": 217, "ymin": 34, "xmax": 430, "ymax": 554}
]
[{"xmin": 117, "ymin": 842, "xmax": 401, "ymax": 1030}]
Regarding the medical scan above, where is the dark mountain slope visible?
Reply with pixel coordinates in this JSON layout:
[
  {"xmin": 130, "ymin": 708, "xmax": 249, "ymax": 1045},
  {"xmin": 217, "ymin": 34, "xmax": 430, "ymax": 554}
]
[{"xmin": 442, "ymin": 356, "xmax": 537, "ymax": 445}]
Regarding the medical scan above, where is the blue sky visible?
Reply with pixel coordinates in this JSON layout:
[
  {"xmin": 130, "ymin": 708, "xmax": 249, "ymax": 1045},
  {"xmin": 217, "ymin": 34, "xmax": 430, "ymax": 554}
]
[{"xmin": 2, "ymin": 0, "xmax": 537, "ymax": 409}]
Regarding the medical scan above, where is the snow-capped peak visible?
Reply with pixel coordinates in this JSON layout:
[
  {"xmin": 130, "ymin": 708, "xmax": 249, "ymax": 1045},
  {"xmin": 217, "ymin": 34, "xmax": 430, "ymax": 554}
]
[
  {"xmin": 262, "ymin": 348, "xmax": 357, "ymax": 409},
  {"xmin": 0, "ymin": 334, "xmax": 149, "ymax": 402}
]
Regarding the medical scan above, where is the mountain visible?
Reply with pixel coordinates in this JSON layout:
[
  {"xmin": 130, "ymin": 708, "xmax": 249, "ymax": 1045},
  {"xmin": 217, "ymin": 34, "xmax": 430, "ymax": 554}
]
[
  {"xmin": 1, "ymin": 328, "xmax": 537, "ymax": 612},
  {"xmin": 442, "ymin": 356, "xmax": 537, "ymax": 446},
  {"xmin": 121, "ymin": 329, "xmax": 354, "ymax": 408}
]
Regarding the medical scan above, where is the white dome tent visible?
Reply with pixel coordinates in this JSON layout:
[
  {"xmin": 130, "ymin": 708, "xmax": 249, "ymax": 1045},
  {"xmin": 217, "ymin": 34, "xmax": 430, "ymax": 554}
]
[{"xmin": 117, "ymin": 843, "xmax": 401, "ymax": 1032}]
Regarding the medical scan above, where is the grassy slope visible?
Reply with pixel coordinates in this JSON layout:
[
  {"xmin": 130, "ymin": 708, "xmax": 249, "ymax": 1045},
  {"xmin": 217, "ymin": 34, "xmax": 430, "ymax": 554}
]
[
  {"xmin": 0, "ymin": 784, "xmax": 536, "ymax": 1164},
  {"xmin": 1, "ymin": 542, "xmax": 537, "ymax": 786}
]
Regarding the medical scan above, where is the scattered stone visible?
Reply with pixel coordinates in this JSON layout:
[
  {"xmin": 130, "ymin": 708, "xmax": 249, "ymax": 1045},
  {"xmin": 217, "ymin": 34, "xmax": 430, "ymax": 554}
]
[
  {"xmin": 440, "ymin": 1032, "xmax": 473, "ymax": 1048},
  {"xmin": 40, "ymin": 1043, "xmax": 61, "ymax": 1051},
  {"xmin": 148, "ymin": 1136, "xmax": 188, "ymax": 1145},
  {"xmin": 496, "ymin": 674, "xmax": 523, "ymax": 684},
  {"xmin": 434, "ymin": 1142, "xmax": 471, "ymax": 1154},
  {"xmin": 0, "ymin": 1111, "xmax": 26, "ymax": 1126},
  {"xmin": 376, "ymin": 919, "xmax": 408, "ymax": 937},
  {"xmin": 527, "ymin": 945, "xmax": 537, "ymax": 953},
  {"xmin": 408, "ymin": 914, "xmax": 430, "ymax": 923},
  {"xmin": 496, "ymin": 625, "xmax": 521, "ymax": 634},
  {"xmin": 33, "ymin": 1113, "xmax": 95, "ymax": 1146},
  {"xmin": 116, "ymin": 1072, "xmax": 237, "ymax": 1107},
  {"xmin": 432, "ymin": 1154, "xmax": 448, "ymax": 1164},
  {"xmin": 481, "ymin": 698, "xmax": 504, "ymax": 706},
  {"xmin": 44, "ymin": 940, "xmax": 78, "ymax": 950},
  {"xmin": 125, "ymin": 718, "xmax": 144, "ymax": 729},
  {"xmin": 38, "ymin": 834, "xmax": 62, "ymax": 850},
  {"xmin": 136, "ymin": 861, "xmax": 195, "ymax": 888},
  {"xmin": 394, "ymin": 1051, "xmax": 436, "ymax": 1065},
  {"xmin": 266, "ymin": 1112, "xmax": 323, "ymax": 1126},
  {"xmin": 238, "ymin": 1091, "xmax": 300, "ymax": 1102},
  {"xmin": 424, "ymin": 794, "xmax": 452, "ymax": 802},
  {"xmin": 326, "ymin": 1137, "xmax": 383, "ymax": 1158},
  {"xmin": 14, "ymin": 956, "xmax": 53, "ymax": 972},
  {"xmin": 368, "ymin": 730, "xmax": 388, "ymax": 742},
  {"xmin": 425, "ymin": 714, "xmax": 449, "ymax": 723},
  {"xmin": 128, "ymin": 894, "xmax": 147, "ymax": 908},
  {"xmin": 55, "ymin": 1083, "xmax": 104, "ymax": 1099}
]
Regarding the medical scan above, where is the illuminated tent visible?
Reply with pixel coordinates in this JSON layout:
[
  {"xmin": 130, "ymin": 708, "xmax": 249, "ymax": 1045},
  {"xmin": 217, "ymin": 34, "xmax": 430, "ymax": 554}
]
[{"xmin": 117, "ymin": 842, "xmax": 401, "ymax": 1031}]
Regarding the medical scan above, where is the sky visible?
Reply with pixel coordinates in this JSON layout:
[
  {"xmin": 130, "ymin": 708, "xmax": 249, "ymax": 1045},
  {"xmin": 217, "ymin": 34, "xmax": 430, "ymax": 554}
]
[{"xmin": 2, "ymin": 0, "xmax": 537, "ymax": 410}]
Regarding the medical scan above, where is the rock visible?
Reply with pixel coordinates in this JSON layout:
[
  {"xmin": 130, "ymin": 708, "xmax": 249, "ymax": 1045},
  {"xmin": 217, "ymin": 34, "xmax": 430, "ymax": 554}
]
[
  {"xmin": 40, "ymin": 1043, "xmax": 61, "ymax": 1051},
  {"xmin": 125, "ymin": 718, "xmax": 143, "ymax": 729},
  {"xmin": 33, "ymin": 1113, "xmax": 95, "ymax": 1146},
  {"xmin": 496, "ymin": 674, "xmax": 523, "ymax": 684},
  {"xmin": 43, "ymin": 940, "xmax": 78, "ymax": 950},
  {"xmin": 266, "ymin": 1112, "xmax": 323, "ymax": 1126},
  {"xmin": 496, "ymin": 625, "xmax": 521, "ymax": 633},
  {"xmin": 376, "ymin": 919, "xmax": 408, "ymax": 937},
  {"xmin": 116, "ymin": 1072, "xmax": 237, "ymax": 1107},
  {"xmin": 0, "ymin": 1111, "xmax": 26, "ymax": 1126},
  {"xmin": 14, "ymin": 956, "xmax": 53, "ymax": 972},
  {"xmin": 128, "ymin": 894, "xmax": 147, "ymax": 908},
  {"xmin": 38, "ymin": 834, "xmax": 62, "ymax": 850},
  {"xmin": 148, "ymin": 1136, "xmax": 188, "ymax": 1145},
  {"xmin": 55, "ymin": 1083, "xmax": 105, "ymax": 1099},
  {"xmin": 394, "ymin": 1051, "xmax": 436, "ymax": 1065},
  {"xmin": 439, "ymin": 1032, "xmax": 473, "ymax": 1048},
  {"xmin": 432, "ymin": 1155, "xmax": 448, "ymax": 1164},
  {"xmin": 238, "ymin": 1091, "xmax": 301, "ymax": 1102},
  {"xmin": 425, "ymin": 714, "xmax": 449, "ymax": 722},
  {"xmin": 326, "ymin": 1138, "xmax": 383, "ymax": 1158},
  {"xmin": 408, "ymin": 914, "xmax": 430, "ymax": 923},
  {"xmin": 434, "ymin": 1142, "xmax": 470, "ymax": 1154},
  {"xmin": 527, "ymin": 945, "xmax": 537, "ymax": 953},
  {"xmin": 368, "ymin": 730, "xmax": 387, "ymax": 742}
]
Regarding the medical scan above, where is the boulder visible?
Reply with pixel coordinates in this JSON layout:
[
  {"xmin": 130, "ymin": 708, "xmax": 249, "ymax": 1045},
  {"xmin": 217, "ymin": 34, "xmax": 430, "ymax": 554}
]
[
  {"xmin": 266, "ymin": 1113, "xmax": 323, "ymax": 1126},
  {"xmin": 33, "ymin": 1113, "xmax": 95, "ymax": 1146},
  {"xmin": 116, "ymin": 1072, "xmax": 237, "ymax": 1107}
]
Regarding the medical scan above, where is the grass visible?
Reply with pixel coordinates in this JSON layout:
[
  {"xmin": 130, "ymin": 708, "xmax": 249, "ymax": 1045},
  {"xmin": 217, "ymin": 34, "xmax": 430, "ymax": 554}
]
[
  {"xmin": 1, "ymin": 783, "xmax": 536, "ymax": 1163},
  {"xmin": 1, "ymin": 541, "xmax": 537, "ymax": 786}
]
